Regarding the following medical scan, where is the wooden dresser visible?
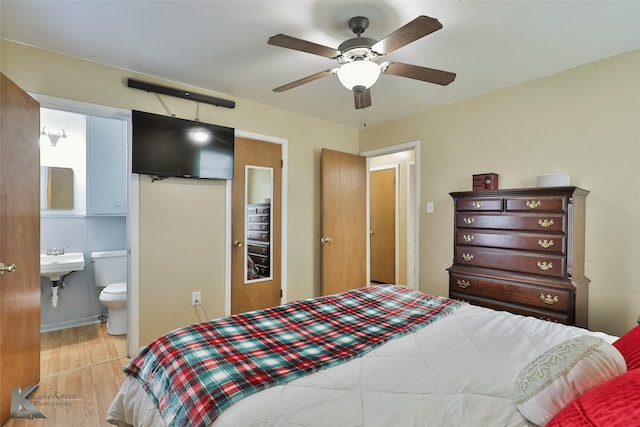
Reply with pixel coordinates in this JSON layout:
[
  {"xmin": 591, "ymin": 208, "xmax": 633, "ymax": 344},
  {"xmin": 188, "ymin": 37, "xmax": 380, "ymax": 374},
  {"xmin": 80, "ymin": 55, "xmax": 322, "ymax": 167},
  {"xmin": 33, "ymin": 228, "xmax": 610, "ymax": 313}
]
[{"xmin": 447, "ymin": 186, "xmax": 589, "ymax": 327}]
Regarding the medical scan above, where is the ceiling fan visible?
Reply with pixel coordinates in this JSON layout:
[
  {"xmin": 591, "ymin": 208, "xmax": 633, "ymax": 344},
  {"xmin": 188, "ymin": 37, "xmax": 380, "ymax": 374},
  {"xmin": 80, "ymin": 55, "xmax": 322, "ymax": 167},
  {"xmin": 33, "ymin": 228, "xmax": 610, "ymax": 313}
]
[{"xmin": 268, "ymin": 15, "xmax": 456, "ymax": 109}]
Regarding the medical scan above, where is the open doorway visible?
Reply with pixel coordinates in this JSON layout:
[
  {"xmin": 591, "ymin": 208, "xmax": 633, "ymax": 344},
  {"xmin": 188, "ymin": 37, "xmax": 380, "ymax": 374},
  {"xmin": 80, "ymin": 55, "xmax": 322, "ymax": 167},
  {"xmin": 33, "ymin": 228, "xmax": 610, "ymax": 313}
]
[
  {"xmin": 33, "ymin": 93, "xmax": 131, "ymax": 365},
  {"xmin": 364, "ymin": 143, "xmax": 418, "ymax": 290}
]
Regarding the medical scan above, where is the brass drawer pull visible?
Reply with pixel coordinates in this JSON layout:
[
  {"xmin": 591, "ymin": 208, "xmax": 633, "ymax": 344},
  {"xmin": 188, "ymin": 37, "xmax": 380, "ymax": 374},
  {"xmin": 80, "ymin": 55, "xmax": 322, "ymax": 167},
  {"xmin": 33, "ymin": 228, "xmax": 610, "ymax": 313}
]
[
  {"xmin": 457, "ymin": 279, "xmax": 471, "ymax": 289},
  {"xmin": 462, "ymin": 234, "xmax": 474, "ymax": 243},
  {"xmin": 472, "ymin": 202, "xmax": 483, "ymax": 209},
  {"xmin": 526, "ymin": 200, "xmax": 542, "ymax": 209},
  {"xmin": 461, "ymin": 253, "xmax": 474, "ymax": 262},
  {"xmin": 537, "ymin": 239, "xmax": 554, "ymax": 249},
  {"xmin": 540, "ymin": 293, "xmax": 559, "ymax": 305},
  {"xmin": 538, "ymin": 219, "xmax": 554, "ymax": 228},
  {"xmin": 463, "ymin": 217, "xmax": 475, "ymax": 225},
  {"xmin": 537, "ymin": 261, "xmax": 553, "ymax": 271}
]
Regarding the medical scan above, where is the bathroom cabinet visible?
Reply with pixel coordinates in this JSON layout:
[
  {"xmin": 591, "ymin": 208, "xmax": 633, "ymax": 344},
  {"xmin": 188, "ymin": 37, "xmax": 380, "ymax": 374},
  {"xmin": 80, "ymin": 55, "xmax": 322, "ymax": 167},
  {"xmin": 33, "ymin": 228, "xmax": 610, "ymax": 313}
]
[{"xmin": 88, "ymin": 116, "xmax": 127, "ymax": 215}]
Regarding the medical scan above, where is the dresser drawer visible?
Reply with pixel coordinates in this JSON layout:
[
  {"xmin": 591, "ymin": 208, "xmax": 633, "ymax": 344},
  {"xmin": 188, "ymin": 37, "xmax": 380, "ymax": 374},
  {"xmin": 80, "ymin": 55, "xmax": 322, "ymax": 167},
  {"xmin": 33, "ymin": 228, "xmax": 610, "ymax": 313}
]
[
  {"xmin": 449, "ymin": 272, "xmax": 572, "ymax": 314},
  {"xmin": 455, "ymin": 213, "xmax": 566, "ymax": 232},
  {"xmin": 455, "ymin": 198, "xmax": 503, "ymax": 211},
  {"xmin": 248, "ymin": 222, "xmax": 269, "ymax": 231},
  {"xmin": 454, "ymin": 247, "xmax": 566, "ymax": 278},
  {"xmin": 254, "ymin": 264, "xmax": 270, "ymax": 276},
  {"xmin": 248, "ymin": 214, "xmax": 270, "ymax": 222},
  {"xmin": 248, "ymin": 254, "xmax": 269, "ymax": 266},
  {"xmin": 450, "ymin": 292, "xmax": 571, "ymax": 324},
  {"xmin": 506, "ymin": 196, "xmax": 567, "ymax": 212},
  {"xmin": 247, "ymin": 242, "xmax": 269, "ymax": 255},
  {"xmin": 455, "ymin": 230, "xmax": 566, "ymax": 253},
  {"xmin": 247, "ymin": 230, "xmax": 269, "ymax": 242},
  {"xmin": 247, "ymin": 206, "xmax": 270, "ymax": 215}
]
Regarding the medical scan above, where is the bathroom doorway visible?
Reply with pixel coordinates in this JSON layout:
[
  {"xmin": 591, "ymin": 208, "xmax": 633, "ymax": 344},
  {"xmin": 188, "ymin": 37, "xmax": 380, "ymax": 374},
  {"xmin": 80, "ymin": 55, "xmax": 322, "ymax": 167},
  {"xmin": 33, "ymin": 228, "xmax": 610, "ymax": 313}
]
[{"xmin": 35, "ymin": 95, "xmax": 130, "ymax": 365}]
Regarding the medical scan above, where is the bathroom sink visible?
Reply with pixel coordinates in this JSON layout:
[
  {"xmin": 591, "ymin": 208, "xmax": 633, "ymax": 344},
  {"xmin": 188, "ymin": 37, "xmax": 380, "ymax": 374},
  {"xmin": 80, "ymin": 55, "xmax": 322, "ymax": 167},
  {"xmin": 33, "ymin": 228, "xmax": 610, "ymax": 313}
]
[{"xmin": 40, "ymin": 252, "xmax": 85, "ymax": 281}]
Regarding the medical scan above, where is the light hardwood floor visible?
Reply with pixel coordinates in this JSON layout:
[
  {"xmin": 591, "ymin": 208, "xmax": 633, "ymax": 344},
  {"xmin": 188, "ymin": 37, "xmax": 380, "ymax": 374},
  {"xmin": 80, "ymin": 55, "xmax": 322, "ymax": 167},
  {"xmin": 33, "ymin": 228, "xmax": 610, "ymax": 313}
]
[{"xmin": 3, "ymin": 323, "xmax": 129, "ymax": 427}]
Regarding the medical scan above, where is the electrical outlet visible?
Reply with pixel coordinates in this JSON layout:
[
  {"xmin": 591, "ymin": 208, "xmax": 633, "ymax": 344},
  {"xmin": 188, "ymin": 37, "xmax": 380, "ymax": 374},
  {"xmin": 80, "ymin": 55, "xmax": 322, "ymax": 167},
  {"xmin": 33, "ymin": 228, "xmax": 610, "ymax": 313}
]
[{"xmin": 192, "ymin": 291, "xmax": 201, "ymax": 306}]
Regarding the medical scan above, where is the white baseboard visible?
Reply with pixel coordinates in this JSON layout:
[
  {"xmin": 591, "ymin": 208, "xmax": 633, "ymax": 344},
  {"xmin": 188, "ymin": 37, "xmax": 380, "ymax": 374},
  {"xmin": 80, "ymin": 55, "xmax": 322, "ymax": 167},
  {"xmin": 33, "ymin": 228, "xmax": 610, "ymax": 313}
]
[{"xmin": 40, "ymin": 316, "xmax": 103, "ymax": 333}]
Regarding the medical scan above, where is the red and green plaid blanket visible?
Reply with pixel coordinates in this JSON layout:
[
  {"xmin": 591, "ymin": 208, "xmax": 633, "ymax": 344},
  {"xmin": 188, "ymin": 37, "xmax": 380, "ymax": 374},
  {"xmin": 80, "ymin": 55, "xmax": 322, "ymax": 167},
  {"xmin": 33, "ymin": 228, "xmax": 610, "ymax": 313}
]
[{"xmin": 124, "ymin": 285, "xmax": 462, "ymax": 426}]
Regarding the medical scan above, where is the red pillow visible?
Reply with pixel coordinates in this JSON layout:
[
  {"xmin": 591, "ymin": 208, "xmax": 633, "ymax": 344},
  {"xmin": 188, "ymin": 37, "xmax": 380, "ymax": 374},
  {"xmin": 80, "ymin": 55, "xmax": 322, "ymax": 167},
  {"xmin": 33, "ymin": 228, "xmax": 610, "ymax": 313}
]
[
  {"xmin": 547, "ymin": 368, "xmax": 640, "ymax": 426},
  {"xmin": 613, "ymin": 324, "xmax": 640, "ymax": 370}
]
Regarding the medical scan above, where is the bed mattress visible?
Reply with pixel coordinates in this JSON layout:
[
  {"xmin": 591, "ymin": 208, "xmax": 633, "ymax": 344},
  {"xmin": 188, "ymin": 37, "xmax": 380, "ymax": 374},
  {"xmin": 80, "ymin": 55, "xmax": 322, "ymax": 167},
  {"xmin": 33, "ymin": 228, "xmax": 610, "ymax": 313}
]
[{"xmin": 108, "ymin": 302, "xmax": 616, "ymax": 427}]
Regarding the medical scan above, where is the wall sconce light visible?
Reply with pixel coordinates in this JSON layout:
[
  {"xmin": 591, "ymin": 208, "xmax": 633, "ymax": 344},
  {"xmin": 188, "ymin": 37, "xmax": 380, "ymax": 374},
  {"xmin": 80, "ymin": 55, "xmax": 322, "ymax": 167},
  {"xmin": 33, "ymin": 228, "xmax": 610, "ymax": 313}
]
[{"xmin": 41, "ymin": 127, "xmax": 67, "ymax": 147}]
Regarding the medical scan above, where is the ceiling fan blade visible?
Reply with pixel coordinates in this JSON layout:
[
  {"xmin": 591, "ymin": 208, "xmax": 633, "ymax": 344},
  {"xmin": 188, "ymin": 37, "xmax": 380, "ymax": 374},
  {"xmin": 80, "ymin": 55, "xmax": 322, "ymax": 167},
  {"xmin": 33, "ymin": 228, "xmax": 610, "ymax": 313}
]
[
  {"xmin": 372, "ymin": 15, "xmax": 443, "ymax": 55},
  {"xmin": 383, "ymin": 62, "xmax": 456, "ymax": 86},
  {"xmin": 273, "ymin": 69, "xmax": 334, "ymax": 92},
  {"xmin": 354, "ymin": 88, "xmax": 372, "ymax": 109},
  {"xmin": 268, "ymin": 34, "xmax": 341, "ymax": 59}
]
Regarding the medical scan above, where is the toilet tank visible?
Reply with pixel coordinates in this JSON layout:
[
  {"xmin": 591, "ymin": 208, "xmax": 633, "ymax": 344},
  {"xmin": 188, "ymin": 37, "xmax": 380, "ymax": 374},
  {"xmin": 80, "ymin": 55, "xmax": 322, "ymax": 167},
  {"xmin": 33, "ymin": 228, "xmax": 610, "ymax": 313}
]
[{"xmin": 91, "ymin": 250, "xmax": 127, "ymax": 287}]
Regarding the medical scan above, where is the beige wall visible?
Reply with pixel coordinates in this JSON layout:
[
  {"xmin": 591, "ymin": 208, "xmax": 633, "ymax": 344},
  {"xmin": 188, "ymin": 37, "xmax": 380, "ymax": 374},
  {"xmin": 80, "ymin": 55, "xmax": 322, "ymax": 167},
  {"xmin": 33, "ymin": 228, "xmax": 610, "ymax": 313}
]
[
  {"xmin": 360, "ymin": 49, "xmax": 640, "ymax": 336},
  {"xmin": 3, "ymin": 38, "xmax": 638, "ymax": 339},
  {"xmin": 1, "ymin": 40, "xmax": 359, "ymax": 345}
]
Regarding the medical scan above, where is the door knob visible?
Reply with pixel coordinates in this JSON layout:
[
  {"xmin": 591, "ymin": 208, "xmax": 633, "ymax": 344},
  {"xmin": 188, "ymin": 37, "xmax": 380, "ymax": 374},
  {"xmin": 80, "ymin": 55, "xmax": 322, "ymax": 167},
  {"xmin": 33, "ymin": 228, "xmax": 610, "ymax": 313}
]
[
  {"xmin": 233, "ymin": 240, "xmax": 243, "ymax": 248},
  {"xmin": 321, "ymin": 237, "xmax": 333, "ymax": 244},
  {"xmin": 0, "ymin": 262, "xmax": 16, "ymax": 275}
]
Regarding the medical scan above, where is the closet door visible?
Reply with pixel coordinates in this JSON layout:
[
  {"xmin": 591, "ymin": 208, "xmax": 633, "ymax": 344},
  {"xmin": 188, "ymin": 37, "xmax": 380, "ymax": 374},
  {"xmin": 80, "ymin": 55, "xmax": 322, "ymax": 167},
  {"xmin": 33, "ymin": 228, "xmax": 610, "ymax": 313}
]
[
  {"xmin": 370, "ymin": 167, "xmax": 396, "ymax": 284},
  {"xmin": 231, "ymin": 137, "xmax": 282, "ymax": 314}
]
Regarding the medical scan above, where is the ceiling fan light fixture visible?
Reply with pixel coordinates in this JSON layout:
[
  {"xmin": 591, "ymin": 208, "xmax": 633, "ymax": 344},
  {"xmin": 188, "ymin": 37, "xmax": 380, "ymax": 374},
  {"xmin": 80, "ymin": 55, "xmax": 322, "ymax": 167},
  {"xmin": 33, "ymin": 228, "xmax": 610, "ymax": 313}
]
[{"xmin": 336, "ymin": 60, "xmax": 380, "ymax": 91}]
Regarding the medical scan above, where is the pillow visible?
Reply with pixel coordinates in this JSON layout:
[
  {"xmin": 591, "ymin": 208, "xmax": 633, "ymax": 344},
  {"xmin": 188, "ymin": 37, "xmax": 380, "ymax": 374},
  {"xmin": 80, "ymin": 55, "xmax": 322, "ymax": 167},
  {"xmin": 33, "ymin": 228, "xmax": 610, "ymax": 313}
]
[
  {"xmin": 512, "ymin": 335, "xmax": 626, "ymax": 426},
  {"xmin": 547, "ymin": 368, "xmax": 640, "ymax": 426},
  {"xmin": 613, "ymin": 324, "xmax": 640, "ymax": 370}
]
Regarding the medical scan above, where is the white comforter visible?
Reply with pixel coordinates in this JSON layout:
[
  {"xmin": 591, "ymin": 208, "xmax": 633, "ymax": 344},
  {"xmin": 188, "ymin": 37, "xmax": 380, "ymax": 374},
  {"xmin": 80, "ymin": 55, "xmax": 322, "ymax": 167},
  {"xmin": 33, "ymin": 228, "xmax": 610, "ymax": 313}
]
[{"xmin": 107, "ymin": 303, "xmax": 616, "ymax": 427}]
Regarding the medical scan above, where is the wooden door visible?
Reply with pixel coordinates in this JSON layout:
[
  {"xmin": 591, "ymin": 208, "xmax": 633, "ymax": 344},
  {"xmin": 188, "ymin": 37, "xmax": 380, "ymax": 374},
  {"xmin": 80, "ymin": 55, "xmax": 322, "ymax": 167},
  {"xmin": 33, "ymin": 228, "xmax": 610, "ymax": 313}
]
[
  {"xmin": 370, "ymin": 168, "xmax": 396, "ymax": 284},
  {"xmin": 0, "ymin": 73, "xmax": 41, "ymax": 423},
  {"xmin": 231, "ymin": 137, "xmax": 282, "ymax": 314},
  {"xmin": 321, "ymin": 149, "xmax": 366, "ymax": 295}
]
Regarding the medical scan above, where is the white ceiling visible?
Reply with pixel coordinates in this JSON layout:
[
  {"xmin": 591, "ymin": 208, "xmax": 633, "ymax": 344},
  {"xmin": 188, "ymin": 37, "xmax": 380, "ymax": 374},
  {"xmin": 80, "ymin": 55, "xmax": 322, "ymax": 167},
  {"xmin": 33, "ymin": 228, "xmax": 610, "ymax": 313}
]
[{"xmin": 2, "ymin": 1, "xmax": 639, "ymax": 128}]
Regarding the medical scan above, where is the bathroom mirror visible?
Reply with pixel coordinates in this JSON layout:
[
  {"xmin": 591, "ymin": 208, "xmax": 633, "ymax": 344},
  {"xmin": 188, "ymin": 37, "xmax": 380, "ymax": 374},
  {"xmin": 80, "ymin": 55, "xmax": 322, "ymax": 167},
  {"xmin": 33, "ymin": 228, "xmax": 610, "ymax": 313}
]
[
  {"xmin": 41, "ymin": 166, "xmax": 74, "ymax": 209},
  {"xmin": 245, "ymin": 166, "xmax": 273, "ymax": 283}
]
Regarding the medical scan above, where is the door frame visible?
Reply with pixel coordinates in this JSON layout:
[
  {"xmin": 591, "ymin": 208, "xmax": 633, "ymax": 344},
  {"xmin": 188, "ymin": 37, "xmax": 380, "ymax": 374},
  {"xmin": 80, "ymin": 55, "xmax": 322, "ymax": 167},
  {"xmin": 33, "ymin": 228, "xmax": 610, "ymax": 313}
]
[
  {"xmin": 361, "ymin": 140, "xmax": 420, "ymax": 290},
  {"xmin": 225, "ymin": 130, "xmax": 288, "ymax": 315},
  {"xmin": 28, "ymin": 94, "xmax": 140, "ymax": 355},
  {"xmin": 407, "ymin": 161, "xmax": 416, "ymax": 289}
]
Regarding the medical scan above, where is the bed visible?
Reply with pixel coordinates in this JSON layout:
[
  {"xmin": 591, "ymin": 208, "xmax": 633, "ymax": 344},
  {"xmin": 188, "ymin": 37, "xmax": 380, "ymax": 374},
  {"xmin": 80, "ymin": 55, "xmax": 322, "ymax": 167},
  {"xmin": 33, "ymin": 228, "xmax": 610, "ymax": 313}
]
[{"xmin": 107, "ymin": 286, "xmax": 640, "ymax": 427}]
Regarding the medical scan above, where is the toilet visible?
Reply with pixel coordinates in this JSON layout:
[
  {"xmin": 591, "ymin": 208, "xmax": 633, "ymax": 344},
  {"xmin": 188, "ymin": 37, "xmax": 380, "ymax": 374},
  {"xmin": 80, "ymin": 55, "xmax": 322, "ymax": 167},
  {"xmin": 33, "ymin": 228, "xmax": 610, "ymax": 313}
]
[{"xmin": 91, "ymin": 250, "xmax": 128, "ymax": 335}]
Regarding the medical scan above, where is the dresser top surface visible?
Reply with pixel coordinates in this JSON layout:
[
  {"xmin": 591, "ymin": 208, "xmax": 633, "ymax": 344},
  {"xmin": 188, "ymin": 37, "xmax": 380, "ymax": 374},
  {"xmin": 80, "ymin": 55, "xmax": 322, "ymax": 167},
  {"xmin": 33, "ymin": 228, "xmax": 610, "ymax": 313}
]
[{"xmin": 450, "ymin": 186, "xmax": 589, "ymax": 199}]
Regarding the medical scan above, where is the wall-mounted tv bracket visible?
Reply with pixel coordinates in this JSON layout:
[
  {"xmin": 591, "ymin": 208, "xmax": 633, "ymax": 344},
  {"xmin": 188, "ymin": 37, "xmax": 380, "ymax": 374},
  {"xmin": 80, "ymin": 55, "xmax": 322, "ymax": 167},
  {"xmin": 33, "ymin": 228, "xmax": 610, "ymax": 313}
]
[{"xmin": 127, "ymin": 78, "xmax": 235, "ymax": 109}]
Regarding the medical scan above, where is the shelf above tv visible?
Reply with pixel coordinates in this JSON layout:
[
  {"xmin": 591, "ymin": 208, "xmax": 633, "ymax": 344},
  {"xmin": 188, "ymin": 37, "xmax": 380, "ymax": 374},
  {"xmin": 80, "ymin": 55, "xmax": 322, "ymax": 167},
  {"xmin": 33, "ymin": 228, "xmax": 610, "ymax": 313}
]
[{"xmin": 127, "ymin": 78, "xmax": 235, "ymax": 109}]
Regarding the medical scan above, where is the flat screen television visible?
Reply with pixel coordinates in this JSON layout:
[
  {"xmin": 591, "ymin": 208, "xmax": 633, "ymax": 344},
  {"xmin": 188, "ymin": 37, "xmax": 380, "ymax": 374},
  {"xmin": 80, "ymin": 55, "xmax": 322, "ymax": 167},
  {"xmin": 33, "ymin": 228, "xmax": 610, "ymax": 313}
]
[{"xmin": 131, "ymin": 110, "xmax": 234, "ymax": 180}]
